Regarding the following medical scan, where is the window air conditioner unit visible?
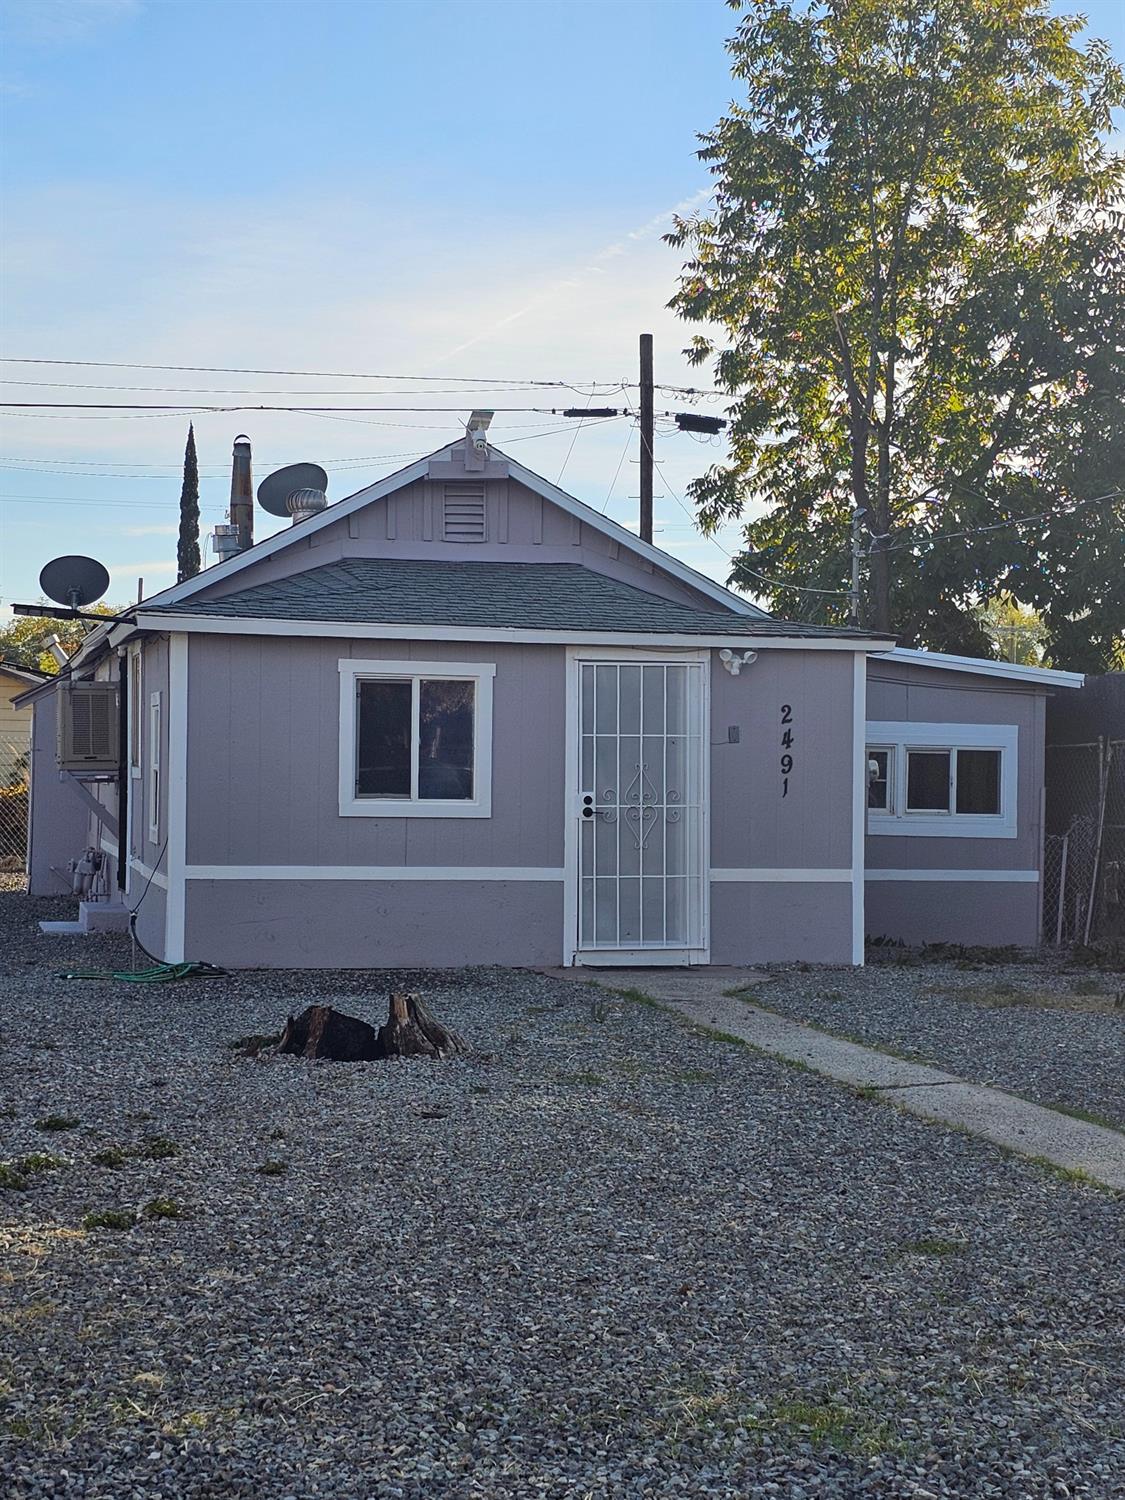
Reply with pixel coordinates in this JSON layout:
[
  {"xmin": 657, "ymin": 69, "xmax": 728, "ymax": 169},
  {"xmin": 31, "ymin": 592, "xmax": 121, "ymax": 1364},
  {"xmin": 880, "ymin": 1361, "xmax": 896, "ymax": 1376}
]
[{"xmin": 58, "ymin": 681, "xmax": 119, "ymax": 772}]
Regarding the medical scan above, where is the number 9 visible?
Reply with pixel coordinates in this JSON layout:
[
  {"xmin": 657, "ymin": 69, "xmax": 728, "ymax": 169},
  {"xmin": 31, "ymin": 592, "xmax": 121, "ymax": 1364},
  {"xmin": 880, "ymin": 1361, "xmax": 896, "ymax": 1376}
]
[{"xmin": 781, "ymin": 754, "xmax": 793, "ymax": 774}]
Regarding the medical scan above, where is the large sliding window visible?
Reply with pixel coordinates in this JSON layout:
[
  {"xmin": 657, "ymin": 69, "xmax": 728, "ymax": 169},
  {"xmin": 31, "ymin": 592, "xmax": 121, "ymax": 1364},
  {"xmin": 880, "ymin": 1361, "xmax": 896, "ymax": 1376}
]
[
  {"xmin": 338, "ymin": 659, "xmax": 494, "ymax": 818},
  {"xmin": 866, "ymin": 721, "xmax": 1018, "ymax": 838}
]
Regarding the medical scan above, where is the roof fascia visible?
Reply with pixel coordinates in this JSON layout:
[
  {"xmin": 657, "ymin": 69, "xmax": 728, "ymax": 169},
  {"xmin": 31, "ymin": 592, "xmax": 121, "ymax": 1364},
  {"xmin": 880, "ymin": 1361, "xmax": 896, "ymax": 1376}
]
[
  {"xmin": 873, "ymin": 646, "xmax": 1084, "ymax": 690},
  {"xmin": 128, "ymin": 440, "xmax": 765, "ymax": 621},
  {"xmin": 135, "ymin": 610, "xmax": 887, "ymax": 651}
]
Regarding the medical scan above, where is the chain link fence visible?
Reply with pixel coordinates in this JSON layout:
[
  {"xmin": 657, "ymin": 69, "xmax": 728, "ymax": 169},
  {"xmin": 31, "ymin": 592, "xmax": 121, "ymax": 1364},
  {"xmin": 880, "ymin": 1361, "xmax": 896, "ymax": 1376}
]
[
  {"xmin": 1042, "ymin": 738, "xmax": 1124, "ymax": 945},
  {"xmin": 0, "ymin": 728, "xmax": 31, "ymax": 873}
]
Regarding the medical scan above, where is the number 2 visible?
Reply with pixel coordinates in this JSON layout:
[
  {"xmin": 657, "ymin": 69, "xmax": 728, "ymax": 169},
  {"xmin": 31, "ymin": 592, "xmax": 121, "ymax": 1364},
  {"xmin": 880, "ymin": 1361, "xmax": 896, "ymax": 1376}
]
[{"xmin": 780, "ymin": 704, "xmax": 792, "ymax": 724}]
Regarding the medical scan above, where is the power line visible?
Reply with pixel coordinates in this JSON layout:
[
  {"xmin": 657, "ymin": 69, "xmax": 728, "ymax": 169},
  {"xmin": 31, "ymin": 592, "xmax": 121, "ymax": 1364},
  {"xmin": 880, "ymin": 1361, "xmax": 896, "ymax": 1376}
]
[
  {"xmin": 871, "ymin": 489, "xmax": 1123, "ymax": 554},
  {"xmin": 0, "ymin": 357, "xmax": 719, "ymax": 401}
]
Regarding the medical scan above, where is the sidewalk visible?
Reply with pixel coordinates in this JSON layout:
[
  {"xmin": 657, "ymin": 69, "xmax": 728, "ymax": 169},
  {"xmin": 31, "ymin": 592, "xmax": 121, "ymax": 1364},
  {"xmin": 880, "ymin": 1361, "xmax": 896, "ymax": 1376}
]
[{"xmin": 542, "ymin": 966, "xmax": 1125, "ymax": 1192}]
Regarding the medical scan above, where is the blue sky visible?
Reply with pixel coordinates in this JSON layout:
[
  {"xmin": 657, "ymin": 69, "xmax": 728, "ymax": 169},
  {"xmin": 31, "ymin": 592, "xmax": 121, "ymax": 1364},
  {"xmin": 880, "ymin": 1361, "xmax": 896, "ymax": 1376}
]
[{"xmin": 2, "ymin": 0, "xmax": 1123, "ymax": 614}]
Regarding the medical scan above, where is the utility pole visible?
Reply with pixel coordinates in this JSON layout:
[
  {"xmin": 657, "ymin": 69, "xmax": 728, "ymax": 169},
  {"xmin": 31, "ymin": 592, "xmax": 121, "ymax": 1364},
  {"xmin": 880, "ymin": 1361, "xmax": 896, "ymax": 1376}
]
[
  {"xmin": 639, "ymin": 332, "xmax": 654, "ymax": 543},
  {"xmin": 848, "ymin": 504, "xmax": 866, "ymax": 628}
]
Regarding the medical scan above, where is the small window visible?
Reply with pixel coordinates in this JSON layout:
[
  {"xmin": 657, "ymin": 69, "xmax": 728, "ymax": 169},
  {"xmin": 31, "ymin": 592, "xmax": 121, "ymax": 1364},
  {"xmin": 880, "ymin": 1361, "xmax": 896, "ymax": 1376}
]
[
  {"xmin": 442, "ymin": 485, "xmax": 486, "ymax": 542},
  {"xmin": 147, "ymin": 692, "xmax": 161, "ymax": 844},
  {"xmin": 129, "ymin": 653, "xmax": 142, "ymax": 769},
  {"xmin": 339, "ymin": 659, "xmax": 494, "ymax": 818},
  {"xmin": 956, "ymin": 748, "xmax": 1001, "ymax": 815},
  {"xmin": 906, "ymin": 750, "xmax": 951, "ymax": 812},
  {"xmin": 867, "ymin": 748, "xmax": 891, "ymax": 810}
]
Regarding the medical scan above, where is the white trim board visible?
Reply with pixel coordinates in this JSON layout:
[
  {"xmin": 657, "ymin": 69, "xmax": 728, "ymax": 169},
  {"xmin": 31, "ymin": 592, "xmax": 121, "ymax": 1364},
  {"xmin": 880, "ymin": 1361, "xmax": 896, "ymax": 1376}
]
[
  {"xmin": 711, "ymin": 868, "xmax": 851, "ymax": 882},
  {"xmin": 118, "ymin": 441, "xmax": 767, "ymax": 620},
  {"xmin": 183, "ymin": 865, "xmax": 565, "ymax": 882},
  {"xmin": 133, "ymin": 612, "xmax": 887, "ymax": 651},
  {"xmin": 129, "ymin": 856, "xmax": 168, "ymax": 891},
  {"xmin": 850, "ymin": 650, "xmax": 866, "ymax": 965},
  {"xmin": 873, "ymin": 647, "xmax": 1083, "ymax": 690},
  {"xmin": 164, "ymin": 634, "xmax": 188, "ymax": 961},
  {"xmin": 865, "ymin": 869, "xmax": 1039, "ymax": 883}
]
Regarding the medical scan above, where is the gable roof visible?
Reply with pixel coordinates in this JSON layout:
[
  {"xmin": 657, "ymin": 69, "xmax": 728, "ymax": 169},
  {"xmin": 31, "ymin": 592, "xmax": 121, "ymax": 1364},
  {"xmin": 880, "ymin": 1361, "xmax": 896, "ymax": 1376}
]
[
  {"xmin": 131, "ymin": 440, "xmax": 767, "ymax": 621},
  {"xmin": 152, "ymin": 557, "xmax": 883, "ymax": 641}
]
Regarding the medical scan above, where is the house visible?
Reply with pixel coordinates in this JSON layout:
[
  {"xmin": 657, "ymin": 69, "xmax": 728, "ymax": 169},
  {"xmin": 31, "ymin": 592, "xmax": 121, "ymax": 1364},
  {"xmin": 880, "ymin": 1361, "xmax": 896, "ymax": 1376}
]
[
  {"xmin": 0, "ymin": 658, "xmax": 51, "ymax": 869},
  {"xmin": 22, "ymin": 429, "xmax": 1081, "ymax": 966}
]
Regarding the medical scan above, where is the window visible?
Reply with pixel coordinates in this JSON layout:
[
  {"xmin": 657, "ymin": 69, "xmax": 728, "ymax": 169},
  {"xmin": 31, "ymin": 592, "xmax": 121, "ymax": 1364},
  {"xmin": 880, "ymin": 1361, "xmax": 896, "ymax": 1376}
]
[
  {"xmin": 147, "ymin": 692, "xmax": 161, "ymax": 844},
  {"xmin": 867, "ymin": 748, "xmax": 892, "ymax": 811},
  {"xmin": 338, "ymin": 659, "xmax": 494, "ymax": 818},
  {"xmin": 129, "ymin": 652, "xmax": 142, "ymax": 771},
  {"xmin": 442, "ymin": 485, "xmax": 487, "ymax": 542},
  {"xmin": 865, "ymin": 721, "xmax": 1017, "ymax": 838},
  {"xmin": 906, "ymin": 750, "xmax": 951, "ymax": 811}
]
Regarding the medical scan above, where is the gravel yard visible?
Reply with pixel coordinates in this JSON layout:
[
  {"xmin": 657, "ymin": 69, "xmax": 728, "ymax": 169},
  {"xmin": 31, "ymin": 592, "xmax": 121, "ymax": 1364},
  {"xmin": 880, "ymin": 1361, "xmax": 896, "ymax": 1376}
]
[
  {"xmin": 2, "ymin": 889, "xmax": 1123, "ymax": 1500},
  {"xmin": 739, "ymin": 957, "xmax": 1125, "ymax": 1132}
]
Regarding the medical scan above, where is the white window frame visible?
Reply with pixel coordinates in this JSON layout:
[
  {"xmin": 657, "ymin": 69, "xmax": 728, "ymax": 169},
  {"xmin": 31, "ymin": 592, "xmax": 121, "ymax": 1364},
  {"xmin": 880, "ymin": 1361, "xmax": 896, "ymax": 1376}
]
[
  {"xmin": 147, "ymin": 691, "xmax": 162, "ymax": 844},
  {"xmin": 865, "ymin": 721, "xmax": 1017, "ymax": 839},
  {"xmin": 866, "ymin": 744, "xmax": 894, "ymax": 815},
  {"xmin": 128, "ymin": 649, "xmax": 143, "ymax": 777},
  {"xmin": 338, "ymin": 658, "xmax": 495, "ymax": 819}
]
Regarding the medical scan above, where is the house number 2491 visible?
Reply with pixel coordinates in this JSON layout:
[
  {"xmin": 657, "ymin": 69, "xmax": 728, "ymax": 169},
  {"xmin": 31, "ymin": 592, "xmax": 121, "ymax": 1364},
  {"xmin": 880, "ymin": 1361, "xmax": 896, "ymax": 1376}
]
[{"xmin": 780, "ymin": 704, "xmax": 794, "ymax": 798}]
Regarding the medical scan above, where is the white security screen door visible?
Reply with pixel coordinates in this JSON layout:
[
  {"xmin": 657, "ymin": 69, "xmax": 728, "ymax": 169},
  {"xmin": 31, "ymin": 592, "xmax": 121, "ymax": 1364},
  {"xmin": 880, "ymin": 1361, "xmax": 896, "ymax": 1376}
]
[{"xmin": 577, "ymin": 659, "xmax": 707, "ymax": 961}]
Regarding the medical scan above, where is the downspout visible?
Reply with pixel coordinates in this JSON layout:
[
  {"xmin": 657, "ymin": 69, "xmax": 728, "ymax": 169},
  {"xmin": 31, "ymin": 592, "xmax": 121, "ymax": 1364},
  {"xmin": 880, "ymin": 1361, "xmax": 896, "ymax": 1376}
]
[{"xmin": 117, "ymin": 646, "xmax": 128, "ymax": 895}]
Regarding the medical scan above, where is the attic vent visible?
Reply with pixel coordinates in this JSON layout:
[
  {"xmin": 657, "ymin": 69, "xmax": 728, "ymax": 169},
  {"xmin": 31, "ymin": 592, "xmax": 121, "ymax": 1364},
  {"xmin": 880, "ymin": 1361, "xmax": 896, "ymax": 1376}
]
[
  {"xmin": 58, "ymin": 682, "xmax": 118, "ymax": 771},
  {"xmin": 442, "ymin": 485, "xmax": 487, "ymax": 542}
]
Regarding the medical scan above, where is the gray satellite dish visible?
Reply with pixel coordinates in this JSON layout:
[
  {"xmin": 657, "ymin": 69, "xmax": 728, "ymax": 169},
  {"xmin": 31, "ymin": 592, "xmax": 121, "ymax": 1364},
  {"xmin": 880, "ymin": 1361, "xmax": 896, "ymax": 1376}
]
[
  {"xmin": 257, "ymin": 462, "xmax": 328, "ymax": 517},
  {"xmin": 39, "ymin": 555, "xmax": 111, "ymax": 609}
]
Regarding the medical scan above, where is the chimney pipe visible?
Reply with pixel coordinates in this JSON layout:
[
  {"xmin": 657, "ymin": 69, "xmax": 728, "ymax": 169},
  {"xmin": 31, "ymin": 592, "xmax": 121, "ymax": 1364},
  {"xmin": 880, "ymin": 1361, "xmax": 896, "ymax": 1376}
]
[{"xmin": 229, "ymin": 434, "xmax": 253, "ymax": 552}]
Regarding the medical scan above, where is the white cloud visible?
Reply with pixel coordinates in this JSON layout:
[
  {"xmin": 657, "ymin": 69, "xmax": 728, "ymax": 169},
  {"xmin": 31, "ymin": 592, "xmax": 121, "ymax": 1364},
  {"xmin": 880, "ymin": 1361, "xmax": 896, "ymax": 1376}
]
[{"xmin": 121, "ymin": 523, "xmax": 178, "ymax": 537}]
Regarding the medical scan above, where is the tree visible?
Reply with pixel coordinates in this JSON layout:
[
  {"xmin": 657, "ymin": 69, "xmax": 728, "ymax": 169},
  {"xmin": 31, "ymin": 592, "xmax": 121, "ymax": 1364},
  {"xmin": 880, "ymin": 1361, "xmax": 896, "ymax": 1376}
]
[
  {"xmin": 977, "ymin": 595, "xmax": 1046, "ymax": 666},
  {"xmin": 668, "ymin": 0, "xmax": 1125, "ymax": 670},
  {"xmin": 177, "ymin": 423, "xmax": 201, "ymax": 583},
  {"xmin": 0, "ymin": 604, "xmax": 122, "ymax": 675}
]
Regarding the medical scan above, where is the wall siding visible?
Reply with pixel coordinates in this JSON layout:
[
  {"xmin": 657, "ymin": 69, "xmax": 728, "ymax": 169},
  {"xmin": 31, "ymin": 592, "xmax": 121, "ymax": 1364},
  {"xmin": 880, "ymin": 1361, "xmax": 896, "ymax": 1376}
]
[
  {"xmin": 177, "ymin": 634, "xmax": 861, "ymax": 968},
  {"xmin": 25, "ymin": 689, "xmax": 89, "ymax": 895}
]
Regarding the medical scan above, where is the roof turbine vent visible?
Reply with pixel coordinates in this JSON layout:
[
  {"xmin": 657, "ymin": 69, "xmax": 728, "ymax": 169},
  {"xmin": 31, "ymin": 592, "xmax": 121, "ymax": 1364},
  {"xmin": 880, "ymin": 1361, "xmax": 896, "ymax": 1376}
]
[
  {"xmin": 285, "ymin": 486, "xmax": 328, "ymax": 523},
  {"xmin": 257, "ymin": 462, "xmax": 330, "ymax": 527}
]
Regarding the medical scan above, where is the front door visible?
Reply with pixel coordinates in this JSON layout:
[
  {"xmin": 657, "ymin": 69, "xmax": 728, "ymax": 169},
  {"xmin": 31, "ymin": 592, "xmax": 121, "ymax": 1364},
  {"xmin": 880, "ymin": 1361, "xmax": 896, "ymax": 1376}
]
[{"xmin": 575, "ymin": 658, "xmax": 708, "ymax": 963}]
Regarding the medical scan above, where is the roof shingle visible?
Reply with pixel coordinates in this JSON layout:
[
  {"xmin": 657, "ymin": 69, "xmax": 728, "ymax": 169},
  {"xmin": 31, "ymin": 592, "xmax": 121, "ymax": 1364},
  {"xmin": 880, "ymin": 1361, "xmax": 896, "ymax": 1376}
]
[{"xmin": 153, "ymin": 559, "xmax": 887, "ymax": 640}]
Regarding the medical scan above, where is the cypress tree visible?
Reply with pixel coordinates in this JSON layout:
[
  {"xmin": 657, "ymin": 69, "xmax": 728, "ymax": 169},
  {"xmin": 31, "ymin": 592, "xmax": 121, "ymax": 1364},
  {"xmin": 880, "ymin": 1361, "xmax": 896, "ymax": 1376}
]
[{"xmin": 176, "ymin": 423, "xmax": 201, "ymax": 582}]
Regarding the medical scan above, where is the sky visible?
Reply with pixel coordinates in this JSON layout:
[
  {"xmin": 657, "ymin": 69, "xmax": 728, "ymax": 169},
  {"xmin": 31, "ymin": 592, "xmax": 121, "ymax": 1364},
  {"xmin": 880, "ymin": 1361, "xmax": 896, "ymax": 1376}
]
[{"xmin": 2, "ymin": 0, "xmax": 1123, "ymax": 618}]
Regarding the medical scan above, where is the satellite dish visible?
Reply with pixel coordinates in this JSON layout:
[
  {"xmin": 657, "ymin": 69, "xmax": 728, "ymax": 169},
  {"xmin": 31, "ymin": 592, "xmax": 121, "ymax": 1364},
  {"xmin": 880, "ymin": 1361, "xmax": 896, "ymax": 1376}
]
[
  {"xmin": 39, "ymin": 555, "xmax": 111, "ymax": 610},
  {"xmin": 257, "ymin": 462, "xmax": 328, "ymax": 517}
]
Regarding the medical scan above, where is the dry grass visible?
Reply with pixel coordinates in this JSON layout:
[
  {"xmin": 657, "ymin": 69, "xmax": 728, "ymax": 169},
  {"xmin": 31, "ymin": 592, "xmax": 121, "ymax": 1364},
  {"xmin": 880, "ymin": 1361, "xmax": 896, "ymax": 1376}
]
[{"xmin": 934, "ymin": 981, "xmax": 1123, "ymax": 1016}]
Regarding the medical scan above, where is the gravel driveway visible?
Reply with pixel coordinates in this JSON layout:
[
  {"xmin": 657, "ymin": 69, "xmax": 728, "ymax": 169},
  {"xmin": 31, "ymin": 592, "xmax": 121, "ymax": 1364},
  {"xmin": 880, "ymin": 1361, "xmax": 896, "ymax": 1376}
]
[
  {"xmin": 738, "ymin": 959, "xmax": 1125, "ymax": 1131},
  {"xmin": 2, "ymin": 889, "xmax": 1123, "ymax": 1499}
]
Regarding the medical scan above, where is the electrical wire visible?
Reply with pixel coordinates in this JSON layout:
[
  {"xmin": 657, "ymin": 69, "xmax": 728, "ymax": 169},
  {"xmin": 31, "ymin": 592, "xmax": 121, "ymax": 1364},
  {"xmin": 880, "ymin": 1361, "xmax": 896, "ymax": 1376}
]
[
  {"xmin": 600, "ymin": 420, "xmax": 637, "ymax": 513},
  {"xmin": 870, "ymin": 489, "xmax": 1123, "ymax": 554}
]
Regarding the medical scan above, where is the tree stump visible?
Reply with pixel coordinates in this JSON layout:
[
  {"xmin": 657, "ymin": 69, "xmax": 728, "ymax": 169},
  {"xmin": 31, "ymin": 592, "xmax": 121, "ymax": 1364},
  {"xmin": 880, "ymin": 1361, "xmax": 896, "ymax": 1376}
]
[
  {"xmin": 375, "ymin": 991, "xmax": 468, "ymax": 1059},
  {"xmin": 278, "ymin": 1004, "xmax": 379, "ymax": 1062}
]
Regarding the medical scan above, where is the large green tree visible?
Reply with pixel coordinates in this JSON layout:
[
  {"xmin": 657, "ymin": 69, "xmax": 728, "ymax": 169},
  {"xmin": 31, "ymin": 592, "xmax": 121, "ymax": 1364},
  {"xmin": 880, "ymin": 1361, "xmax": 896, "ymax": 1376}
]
[
  {"xmin": 668, "ymin": 0, "xmax": 1125, "ymax": 669},
  {"xmin": 0, "ymin": 604, "xmax": 122, "ymax": 675},
  {"xmin": 177, "ymin": 422, "xmax": 201, "ymax": 583}
]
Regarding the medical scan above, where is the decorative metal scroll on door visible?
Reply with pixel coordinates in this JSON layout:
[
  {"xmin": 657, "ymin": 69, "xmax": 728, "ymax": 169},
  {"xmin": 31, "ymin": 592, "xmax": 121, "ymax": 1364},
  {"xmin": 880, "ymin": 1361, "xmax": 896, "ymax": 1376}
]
[{"xmin": 578, "ymin": 661, "xmax": 704, "ymax": 951}]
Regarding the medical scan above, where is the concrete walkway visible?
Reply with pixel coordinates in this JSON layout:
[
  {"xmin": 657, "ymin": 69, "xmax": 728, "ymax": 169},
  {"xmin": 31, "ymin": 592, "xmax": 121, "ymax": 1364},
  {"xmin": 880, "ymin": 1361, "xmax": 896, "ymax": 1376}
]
[{"xmin": 543, "ymin": 966, "xmax": 1125, "ymax": 1192}]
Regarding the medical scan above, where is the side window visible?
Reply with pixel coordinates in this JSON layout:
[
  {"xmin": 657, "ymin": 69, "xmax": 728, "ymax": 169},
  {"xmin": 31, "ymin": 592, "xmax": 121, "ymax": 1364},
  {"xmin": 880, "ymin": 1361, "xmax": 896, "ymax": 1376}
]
[
  {"xmin": 906, "ymin": 749, "xmax": 952, "ymax": 812},
  {"xmin": 129, "ymin": 653, "xmax": 142, "ymax": 771},
  {"xmin": 148, "ymin": 693, "xmax": 162, "ymax": 843},
  {"xmin": 866, "ymin": 747, "xmax": 892, "ymax": 811}
]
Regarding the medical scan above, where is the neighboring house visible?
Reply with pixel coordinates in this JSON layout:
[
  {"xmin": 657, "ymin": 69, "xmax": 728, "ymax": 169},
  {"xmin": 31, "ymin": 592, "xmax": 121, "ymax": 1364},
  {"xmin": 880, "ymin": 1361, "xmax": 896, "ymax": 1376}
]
[
  {"xmin": 0, "ymin": 658, "xmax": 45, "ymax": 776},
  {"xmin": 23, "ymin": 431, "xmax": 1081, "ymax": 966},
  {"xmin": 0, "ymin": 659, "xmax": 50, "ymax": 868}
]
